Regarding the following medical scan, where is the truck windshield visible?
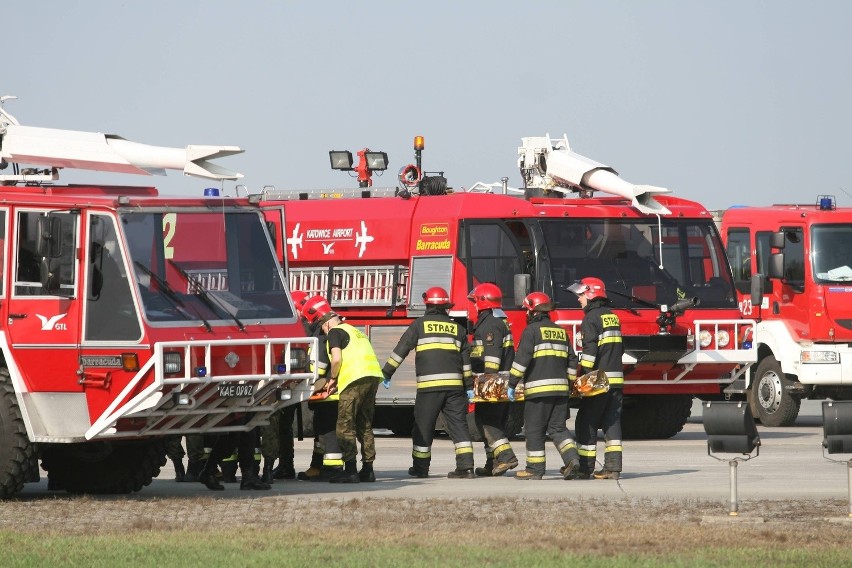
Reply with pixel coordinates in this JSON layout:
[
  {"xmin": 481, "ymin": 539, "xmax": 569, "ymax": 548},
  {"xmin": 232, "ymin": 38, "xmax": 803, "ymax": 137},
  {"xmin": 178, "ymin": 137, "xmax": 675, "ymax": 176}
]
[
  {"xmin": 121, "ymin": 210, "xmax": 295, "ymax": 324},
  {"xmin": 812, "ymin": 224, "xmax": 852, "ymax": 283},
  {"xmin": 540, "ymin": 219, "xmax": 737, "ymax": 310}
]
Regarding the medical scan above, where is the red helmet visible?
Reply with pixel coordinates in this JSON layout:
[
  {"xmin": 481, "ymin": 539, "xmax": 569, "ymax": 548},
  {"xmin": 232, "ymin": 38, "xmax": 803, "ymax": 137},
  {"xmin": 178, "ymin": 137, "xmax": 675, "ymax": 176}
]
[
  {"xmin": 301, "ymin": 295, "xmax": 335, "ymax": 325},
  {"xmin": 522, "ymin": 291, "xmax": 553, "ymax": 313},
  {"xmin": 467, "ymin": 283, "xmax": 502, "ymax": 311},
  {"xmin": 567, "ymin": 277, "xmax": 607, "ymax": 300},
  {"xmin": 422, "ymin": 286, "xmax": 453, "ymax": 308},
  {"xmin": 291, "ymin": 290, "xmax": 308, "ymax": 311}
]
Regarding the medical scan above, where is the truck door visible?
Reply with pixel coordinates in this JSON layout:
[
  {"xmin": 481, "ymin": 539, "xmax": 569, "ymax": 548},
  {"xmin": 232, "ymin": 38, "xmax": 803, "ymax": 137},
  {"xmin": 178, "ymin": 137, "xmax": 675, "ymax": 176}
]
[
  {"xmin": 6, "ymin": 209, "xmax": 80, "ymax": 391},
  {"xmin": 763, "ymin": 226, "xmax": 809, "ymax": 336}
]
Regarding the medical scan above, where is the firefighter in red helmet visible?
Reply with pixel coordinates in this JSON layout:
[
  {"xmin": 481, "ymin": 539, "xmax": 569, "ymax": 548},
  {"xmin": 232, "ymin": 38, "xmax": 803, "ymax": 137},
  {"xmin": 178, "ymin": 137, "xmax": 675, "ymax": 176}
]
[
  {"xmin": 467, "ymin": 283, "xmax": 519, "ymax": 477},
  {"xmin": 507, "ymin": 291, "xmax": 581, "ymax": 480},
  {"xmin": 294, "ymin": 295, "xmax": 345, "ymax": 481},
  {"xmin": 259, "ymin": 289, "xmax": 311, "ymax": 483},
  {"xmin": 382, "ymin": 286, "xmax": 476, "ymax": 478},
  {"xmin": 567, "ymin": 277, "xmax": 624, "ymax": 480}
]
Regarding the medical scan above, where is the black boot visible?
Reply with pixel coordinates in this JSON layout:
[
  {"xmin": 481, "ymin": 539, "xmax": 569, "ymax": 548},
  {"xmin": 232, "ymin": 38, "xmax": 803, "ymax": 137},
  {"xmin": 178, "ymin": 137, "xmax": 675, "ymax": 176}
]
[
  {"xmin": 261, "ymin": 460, "xmax": 275, "ymax": 484},
  {"xmin": 330, "ymin": 460, "xmax": 360, "ymax": 483},
  {"xmin": 184, "ymin": 459, "xmax": 204, "ymax": 483},
  {"xmin": 272, "ymin": 460, "xmax": 296, "ymax": 480},
  {"xmin": 240, "ymin": 471, "xmax": 271, "ymax": 490},
  {"xmin": 358, "ymin": 462, "xmax": 376, "ymax": 482},
  {"xmin": 199, "ymin": 466, "xmax": 224, "ymax": 491},
  {"xmin": 173, "ymin": 459, "xmax": 186, "ymax": 482},
  {"xmin": 475, "ymin": 458, "xmax": 493, "ymax": 477}
]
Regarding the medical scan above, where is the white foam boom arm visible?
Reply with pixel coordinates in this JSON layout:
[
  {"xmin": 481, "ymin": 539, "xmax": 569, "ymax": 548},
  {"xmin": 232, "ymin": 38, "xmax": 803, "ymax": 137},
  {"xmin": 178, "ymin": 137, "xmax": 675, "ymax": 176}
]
[
  {"xmin": 547, "ymin": 147, "xmax": 671, "ymax": 215},
  {"xmin": 0, "ymin": 125, "xmax": 243, "ymax": 180}
]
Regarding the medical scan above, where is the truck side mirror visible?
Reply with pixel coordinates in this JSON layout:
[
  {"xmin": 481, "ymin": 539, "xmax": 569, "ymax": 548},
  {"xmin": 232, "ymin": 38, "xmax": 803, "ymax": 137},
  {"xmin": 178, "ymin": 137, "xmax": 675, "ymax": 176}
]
[
  {"xmin": 770, "ymin": 231, "xmax": 786, "ymax": 250},
  {"xmin": 768, "ymin": 253, "xmax": 785, "ymax": 280},
  {"xmin": 750, "ymin": 273, "xmax": 764, "ymax": 308},
  {"xmin": 40, "ymin": 258, "xmax": 62, "ymax": 293},
  {"xmin": 35, "ymin": 216, "xmax": 62, "ymax": 258}
]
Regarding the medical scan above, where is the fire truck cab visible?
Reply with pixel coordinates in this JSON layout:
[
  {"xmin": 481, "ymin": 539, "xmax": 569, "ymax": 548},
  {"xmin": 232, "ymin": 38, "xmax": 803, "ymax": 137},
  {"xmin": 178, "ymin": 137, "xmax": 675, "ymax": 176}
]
[
  {"xmin": 718, "ymin": 197, "xmax": 852, "ymax": 426},
  {"xmin": 0, "ymin": 98, "xmax": 316, "ymax": 499},
  {"xmin": 262, "ymin": 134, "xmax": 756, "ymax": 440}
]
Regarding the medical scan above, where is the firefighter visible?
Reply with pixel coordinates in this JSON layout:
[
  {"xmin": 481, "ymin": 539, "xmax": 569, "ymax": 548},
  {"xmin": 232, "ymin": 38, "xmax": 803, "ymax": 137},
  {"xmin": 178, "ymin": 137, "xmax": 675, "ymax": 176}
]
[
  {"xmin": 467, "ymin": 283, "xmax": 519, "ymax": 477},
  {"xmin": 567, "ymin": 277, "xmax": 624, "ymax": 480},
  {"xmin": 299, "ymin": 295, "xmax": 345, "ymax": 481},
  {"xmin": 383, "ymin": 286, "xmax": 476, "ymax": 479},
  {"xmin": 259, "ymin": 290, "xmax": 309, "ymax": 483},
  {"xmin": 198, "ymin": 425, "xmax": 271, "ymax": 491},
  {"xmin": 320, "ymin": 307, "xmax": 383, "ymax": 483},
  {"xmin": 507, "ymin": 292, "xmax": 581, "ymax": 480}
]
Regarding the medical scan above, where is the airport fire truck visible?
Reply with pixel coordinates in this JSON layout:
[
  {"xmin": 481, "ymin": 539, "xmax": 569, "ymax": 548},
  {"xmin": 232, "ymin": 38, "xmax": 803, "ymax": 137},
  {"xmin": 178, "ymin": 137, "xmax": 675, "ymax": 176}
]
[
  {"xmin": 718, "ymin": 197, "xmax": 852, "ymax": 426},
  {"xmin": 0, "ymin": 98, "xmax": 316, "ymax": 499},
  {"xmin": 261, "ymin": 134, "xmax": 756, "ymax": 439}
]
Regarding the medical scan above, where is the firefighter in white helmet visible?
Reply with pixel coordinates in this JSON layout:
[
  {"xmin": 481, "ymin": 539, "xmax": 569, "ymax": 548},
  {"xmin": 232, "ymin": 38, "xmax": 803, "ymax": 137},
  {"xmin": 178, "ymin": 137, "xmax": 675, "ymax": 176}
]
[
  {"xmin": 382, "ymin": 286, "xmax": 476, "ymax": 479},
  {"xmin": 467, "ymin": 283, "xmax": 519, "ymax": 477},
  {"xmin": 508, "ymin": 292, "xmax": 581, "ymax": 480},
  {"xmin": 567, "ymin": 277, "xmax": 624, "ymax": 480}
]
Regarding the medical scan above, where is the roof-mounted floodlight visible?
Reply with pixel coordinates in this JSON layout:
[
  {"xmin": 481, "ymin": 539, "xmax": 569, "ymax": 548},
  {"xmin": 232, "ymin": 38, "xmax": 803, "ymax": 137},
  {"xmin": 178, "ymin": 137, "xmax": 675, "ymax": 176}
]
[
  {"xmin": 364, "ymin": 151, "xmax": 388, "ymax": 171},
  {"xmin": 702, "ymin": 401, "xmax": 761, "ymax": 516},
  {"xmin": 329, "ymin": 151, "xmax": 354, "ymax": 171},
  {"xmin": 330, "ymin": 147, "xmax": 388, "ymax": 188}
]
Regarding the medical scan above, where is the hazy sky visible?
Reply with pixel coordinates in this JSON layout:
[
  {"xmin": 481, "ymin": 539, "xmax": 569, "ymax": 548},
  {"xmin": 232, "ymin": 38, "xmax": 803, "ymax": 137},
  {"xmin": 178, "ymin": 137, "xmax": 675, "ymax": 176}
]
[{"xmin": 5, "ymin": 1, "xmax": 852, "ymax": 210}]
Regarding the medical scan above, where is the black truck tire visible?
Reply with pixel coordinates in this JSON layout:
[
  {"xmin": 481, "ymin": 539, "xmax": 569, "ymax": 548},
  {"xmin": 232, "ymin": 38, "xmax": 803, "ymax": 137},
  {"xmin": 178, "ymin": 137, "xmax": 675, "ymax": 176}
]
[
  {"xmin": 621, "ymin": 394, "xmax": 693, "ymax": 440},
  {"xmin": 0, "ymin": 368, "xmax": 36, "ymax": 500},
  {"xmin": 41, "ymin": 438, "xmax": 167, "ymax": 494},
  {"xmin": 748, "ymin": 356, "xmax": 800, "ymax": 427}
]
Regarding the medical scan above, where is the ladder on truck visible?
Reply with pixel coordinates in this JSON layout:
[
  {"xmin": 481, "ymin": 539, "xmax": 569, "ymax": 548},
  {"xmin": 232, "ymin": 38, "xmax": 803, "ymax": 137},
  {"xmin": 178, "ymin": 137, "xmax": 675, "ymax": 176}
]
[{"xmin": 289, "ymin": 265, "xmax": 409, "ymax": 307}]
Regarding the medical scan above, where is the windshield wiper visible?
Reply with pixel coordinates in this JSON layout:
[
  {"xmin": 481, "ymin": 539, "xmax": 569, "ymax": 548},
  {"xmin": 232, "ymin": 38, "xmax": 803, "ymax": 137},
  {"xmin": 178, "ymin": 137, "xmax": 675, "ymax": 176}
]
[
  {"xmin": 169, "ymin": 260, "xmax": 245, "ymax": 331},
  {"xmin": 133, "ymin": 261, "xmax": 204, "ymax": 326}
]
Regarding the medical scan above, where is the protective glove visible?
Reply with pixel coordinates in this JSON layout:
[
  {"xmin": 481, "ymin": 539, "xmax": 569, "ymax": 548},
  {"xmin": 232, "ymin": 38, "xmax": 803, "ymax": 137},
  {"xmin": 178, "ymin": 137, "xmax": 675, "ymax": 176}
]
[
  {"xmin": 467, "ymin": 389, "xmax": 475, "ymax": 403},
  {"xmin": 382, "ymin": 373, "xmax": 392, "ymax": 389},
  {"xmin": 507, "ymin": 387, "xmax": 516, "ymax": 402}
]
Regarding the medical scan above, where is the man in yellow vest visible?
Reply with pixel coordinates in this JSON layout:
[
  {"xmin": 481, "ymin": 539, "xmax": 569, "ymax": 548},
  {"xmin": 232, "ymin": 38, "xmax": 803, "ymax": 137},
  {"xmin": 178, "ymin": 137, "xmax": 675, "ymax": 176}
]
[{"xmin": 319, "ymin": 306, "xmax": 384, "ymax": 483}]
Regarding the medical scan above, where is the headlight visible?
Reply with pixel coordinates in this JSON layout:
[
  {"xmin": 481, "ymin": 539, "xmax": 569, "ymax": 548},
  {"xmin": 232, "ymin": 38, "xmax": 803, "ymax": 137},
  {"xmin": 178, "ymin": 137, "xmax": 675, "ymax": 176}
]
[
  {"xmin": 801, "ymin": 351, "xmax": 839, "ymax": 364},
  {"xmin": 716, "ymin": 329, "xmax": 730, "ymax": 348},
  {"xmin": 163, "ymin": 351, "xmax": 183, "ymax": 374},
  {"xmin": 285, "ymin": 347, "xmax": 308, "ymax": 372},
  {"xmin": 698, "ymin": 329, "xmax": 713, "ymax": 348},
  {"xmin": 574, "ymin": 331, "xmax": 583, "ymax": 349}
]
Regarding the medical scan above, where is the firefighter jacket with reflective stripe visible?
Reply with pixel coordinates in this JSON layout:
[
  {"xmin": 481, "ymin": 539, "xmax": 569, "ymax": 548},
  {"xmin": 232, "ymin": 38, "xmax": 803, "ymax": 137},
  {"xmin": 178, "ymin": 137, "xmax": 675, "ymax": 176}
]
[
  {"xmin": 383, "ymin": 308, "xmax": 473, "ymax": 391},
  {"xmin": 326, "ymin": 323, "xmax": 382, "ymax": 392},
  {"xmin": 508, "ymin": 314, "xmax": 570, "ymax": 398},
  {"xmin": 469, "ymin": 309, "xmax": 514, "ymax": 373},
  {"xmin": 569, "ymin": 298, "xmax": 624, "ymax": 387}
]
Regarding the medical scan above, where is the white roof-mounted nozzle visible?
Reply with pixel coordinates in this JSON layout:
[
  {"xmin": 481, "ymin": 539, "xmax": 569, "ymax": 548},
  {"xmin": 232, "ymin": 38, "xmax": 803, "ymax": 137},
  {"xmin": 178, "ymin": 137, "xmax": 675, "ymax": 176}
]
[
  {"xmin": 0, "ymin": 97, "xmax": 243, "ymax": 182},
  {"xmin": 518, "ymin": 133, "xmax": 671, "ymax": 215}
]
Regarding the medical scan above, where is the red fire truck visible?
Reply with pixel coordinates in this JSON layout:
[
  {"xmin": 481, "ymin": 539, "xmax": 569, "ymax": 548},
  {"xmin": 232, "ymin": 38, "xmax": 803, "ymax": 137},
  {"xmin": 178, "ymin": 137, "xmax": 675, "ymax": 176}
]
[
  {"xmin": 718, "ymin": 197, "xmax": 852, "ymax": 426},
  {"xmin": 261, "ymin": 134, "xmax": 756, "ymax": 439},
  {"xmin": 0, "ymin": 98, "xmax": 316, "ymax": 499}
]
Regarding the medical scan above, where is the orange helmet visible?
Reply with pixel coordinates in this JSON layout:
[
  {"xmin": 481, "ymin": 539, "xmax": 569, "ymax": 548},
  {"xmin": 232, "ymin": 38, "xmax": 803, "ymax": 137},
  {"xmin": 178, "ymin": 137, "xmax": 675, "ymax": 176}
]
[
  {"xmin": 301, "ymin": 295, "xmax": 335, "ymax": 325},
  {"xmin": 522, "ymin": 291, "xmax": 553, "ymax": 313},
  {"xmin": 468, "ymin": 283, "xmax": 502, "ymax": 311},
  {"xmin": 567, "ymin": 277, "xmax": 607, "ymax": 300},
  {"xmin": 423, "ymin": 286, "xmax": 453, "ymax": 308}
]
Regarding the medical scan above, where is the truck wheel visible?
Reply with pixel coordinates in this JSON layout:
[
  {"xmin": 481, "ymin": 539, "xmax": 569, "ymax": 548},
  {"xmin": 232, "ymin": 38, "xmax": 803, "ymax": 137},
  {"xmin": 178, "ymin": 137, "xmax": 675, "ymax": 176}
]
[
  {"xmin": 0, "ymin": 369, "xmax": 37, "ymax": 500},
  {"xmin": 621, "ymin": 395, "xmax": 693, "ymax": 440},
  {"xmin": 389, "ymin": 408, "xmax": 414, "ymax": 437},
  {"xmin": 41, "ymin": 438, "xmax": 167, "ymax": 494},
  {"xmin": 749, "ymin": 356, "xmax": 800, "ymax": 427}
]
